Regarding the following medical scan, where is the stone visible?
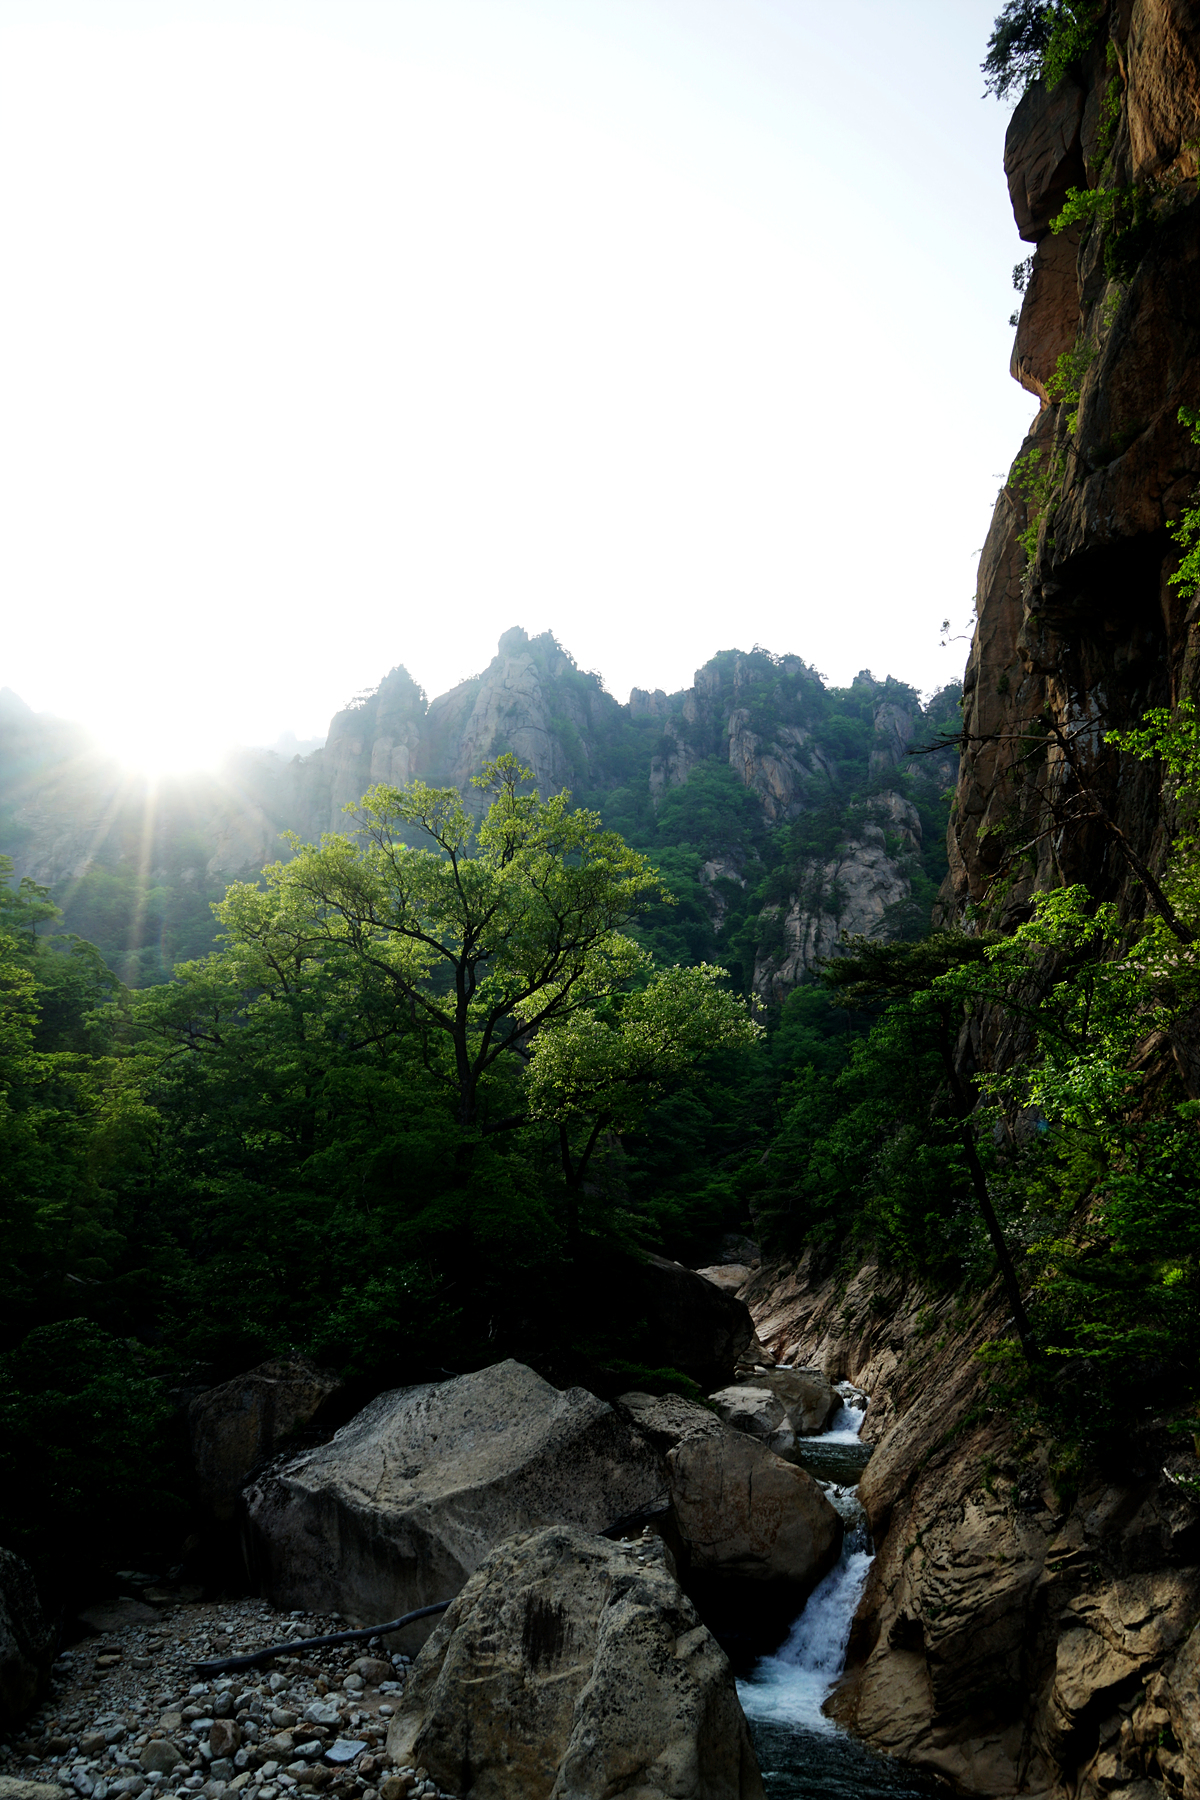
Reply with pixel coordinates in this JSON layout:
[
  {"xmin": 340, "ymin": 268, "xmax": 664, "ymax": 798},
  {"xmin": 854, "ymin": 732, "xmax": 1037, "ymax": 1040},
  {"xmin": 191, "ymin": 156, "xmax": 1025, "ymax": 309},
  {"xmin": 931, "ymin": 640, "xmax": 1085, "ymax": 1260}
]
[
  {"xmin": 667, "ymin": 1428, "xmax": 842, "ymax": 1591},
  {"xmin": 138, "ymin": 1748, "xmax": 181, "ymax": 1777},
  {"xmin": 322, "ymin": 1745, "xmax": 365, "ymax": 1768},
  {"xmin": 747, "ymin": 1366, "xmax": 839, "ymax": 1435},
  {"xmin": 268, "ymin": 1711, "xmax": 295, "ymax": 1730},
  {"xmin": 0, "ymin": 1786, "xmax": 69, "ymax": 1800},
  {"xmin": 79, "ymin": 1739, "xmax": 108, "ymax": 1758},
  {"xmin": 0, "ymin": 1550, "xmax": 55, "ymax": 1731},
  {"xmin": 378, "ymin": 1782, "xmax": 412, "ymax": 1800},
  {"xmin": 693, "ymin": 1265, "xmax": 752, "ymax": 1295},
  {"xmin": 386, "ymin": 1523, "xmax": 763, "ymax": 1799},
  {"xmin": 189, "ymin": 1360, "xmax": 343, "ymax": 1523},
  {"xmin": 301, "ymin": 1706, "xmax": 338, "ymax": 1729},
  {"xmin": 245, "ymin": 1361, "xmax": 664, "ymax": 1638},
  {"xmin": 615, "ymin": 1391, "xmax": 721, "ymax": 1454},
  {"xmin": 349, "ymin": 1660, "xmax": 389, "ymax": 1687},
  {"xmin": 706, "ymin": 1385, "xmax": 786, "ymax": 1441},
  {"xmin": 209, "ymin": 1725, "xmax": 240, "ymax": 1760},
  {"xmin": 635, "ymin": 1255, "xmax": 753, "ymax": 1391}
]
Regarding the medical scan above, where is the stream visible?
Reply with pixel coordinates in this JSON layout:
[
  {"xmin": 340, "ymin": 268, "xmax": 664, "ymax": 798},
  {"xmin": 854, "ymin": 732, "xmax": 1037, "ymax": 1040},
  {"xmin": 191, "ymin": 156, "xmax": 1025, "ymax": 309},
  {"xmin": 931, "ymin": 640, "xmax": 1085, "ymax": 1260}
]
[{"xmin": 736, "ymin": 1390, "xmax": 944, "ymax": 1800}]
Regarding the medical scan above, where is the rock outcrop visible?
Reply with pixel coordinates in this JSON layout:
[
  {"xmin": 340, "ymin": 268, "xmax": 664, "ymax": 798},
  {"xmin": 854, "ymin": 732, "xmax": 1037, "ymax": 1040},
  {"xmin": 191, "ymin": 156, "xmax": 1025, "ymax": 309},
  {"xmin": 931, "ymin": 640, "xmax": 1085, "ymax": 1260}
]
[
  {"xmin": 0, "ymin": 1551, "xmax": 53, "ymax": 1731},
  {"xmin": 243, "ymin": 1361, "xmax": 664, "ymax": 1644},
  {"xmin": 386, "ymin": 1523, "xmax": 765, "ymax": 1800},
  {"xmin": 188, "ymin": 1358, "xmax": 342, "ymax": 1522},
  {"xmin": 740, "ymin": 1250, "xmax": 1200, "ymax": 1800},
  {"xmin": 752, "ymin": 791, "xmax": 923, "ymax": 1001}
]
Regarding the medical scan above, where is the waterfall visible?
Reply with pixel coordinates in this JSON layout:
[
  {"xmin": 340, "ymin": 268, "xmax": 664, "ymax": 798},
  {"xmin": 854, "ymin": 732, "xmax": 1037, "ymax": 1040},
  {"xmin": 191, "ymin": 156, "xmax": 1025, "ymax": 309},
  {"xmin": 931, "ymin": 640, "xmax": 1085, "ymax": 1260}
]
[{"xmin": 737, "ymin": 1489, "xmax": 872, "ymax": 1733}]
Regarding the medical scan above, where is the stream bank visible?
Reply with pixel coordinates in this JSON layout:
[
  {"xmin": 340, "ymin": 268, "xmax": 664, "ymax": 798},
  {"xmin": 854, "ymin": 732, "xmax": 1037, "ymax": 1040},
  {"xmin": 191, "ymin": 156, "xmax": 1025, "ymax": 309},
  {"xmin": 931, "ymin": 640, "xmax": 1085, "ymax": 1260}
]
[{"xmin": 738, "ymin": 1252, "xmax": 1200, "ymax": 1800}]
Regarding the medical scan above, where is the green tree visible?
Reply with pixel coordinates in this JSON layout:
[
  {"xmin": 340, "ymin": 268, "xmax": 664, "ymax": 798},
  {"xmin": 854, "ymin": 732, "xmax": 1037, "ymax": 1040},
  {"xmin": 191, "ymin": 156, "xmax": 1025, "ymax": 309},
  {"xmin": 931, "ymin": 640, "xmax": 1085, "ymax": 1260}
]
[{"xmin": 269, "ymin": 754, "xmax": 668, "ymax": 1132}]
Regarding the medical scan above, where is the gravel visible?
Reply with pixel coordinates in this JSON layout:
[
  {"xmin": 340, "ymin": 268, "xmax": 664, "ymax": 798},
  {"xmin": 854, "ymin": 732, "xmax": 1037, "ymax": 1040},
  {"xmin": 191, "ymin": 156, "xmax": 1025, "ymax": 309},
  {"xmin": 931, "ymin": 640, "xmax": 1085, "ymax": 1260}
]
[{"xmin": 0, "ymin": 1600, "xmax": 456, "ymax": 1800}]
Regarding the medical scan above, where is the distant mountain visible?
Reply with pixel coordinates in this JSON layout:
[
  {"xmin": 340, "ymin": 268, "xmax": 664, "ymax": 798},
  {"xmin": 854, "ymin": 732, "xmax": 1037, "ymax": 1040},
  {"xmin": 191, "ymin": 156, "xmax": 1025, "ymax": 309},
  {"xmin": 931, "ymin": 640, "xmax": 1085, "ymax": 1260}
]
[{"xmin": 1, "ymin": 628, "xmax": 958, "ymax": 995}]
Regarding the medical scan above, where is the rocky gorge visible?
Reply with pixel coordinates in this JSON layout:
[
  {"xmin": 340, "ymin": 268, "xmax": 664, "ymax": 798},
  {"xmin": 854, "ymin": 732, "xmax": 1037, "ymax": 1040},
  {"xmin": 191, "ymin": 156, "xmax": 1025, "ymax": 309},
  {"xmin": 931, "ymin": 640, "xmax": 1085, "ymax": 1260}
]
[{"xmin": 6, "ymin": 3, "xmax": 1200, "ymax": 1798}]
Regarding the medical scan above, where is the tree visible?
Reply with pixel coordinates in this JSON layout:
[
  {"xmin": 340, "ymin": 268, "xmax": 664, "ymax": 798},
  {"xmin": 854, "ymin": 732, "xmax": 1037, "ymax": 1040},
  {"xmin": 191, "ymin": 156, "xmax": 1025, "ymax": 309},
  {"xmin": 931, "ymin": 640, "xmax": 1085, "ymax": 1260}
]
[
  {"xmin": 524, "ymin": 962, "xmax": 760, "ymax": 1239},
  {"xmin": 265, "ymin": 755, "xmax": 669, "ymax": 1133}
]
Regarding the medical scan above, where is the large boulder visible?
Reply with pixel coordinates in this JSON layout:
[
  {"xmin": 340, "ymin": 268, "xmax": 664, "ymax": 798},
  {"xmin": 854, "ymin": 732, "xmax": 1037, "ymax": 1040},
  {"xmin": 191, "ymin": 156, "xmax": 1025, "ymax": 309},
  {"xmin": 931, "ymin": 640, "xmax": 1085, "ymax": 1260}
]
[
  {"xmin": 667, "ymin": 1428, "xmax": 842, "ymax": 1653},
  {"xmin": 244, "ymin": 1361, "xmax": 665, "ymax": 1643},
  {"xmin": 189, "ymin": 1358, "xmax": 342, "ymax": 1521},
  {"xmin": 637, "ymin": 1255, "xmax": 753, "ymax": 1391},
  {"xmin": 742, "ymin": 1366, "xmax": 839, "ymax": 1435},
  {"xmin": 707, "ymin": 1385, "xmax": 786, "ymax": 1441},
  {"xmin": 0, "ymin": 1549, "xmax": 54, "ymax": 1731},
  {"xmin": 386, "ymin": 1524, "xmax": 765, "ymax": 1800}
]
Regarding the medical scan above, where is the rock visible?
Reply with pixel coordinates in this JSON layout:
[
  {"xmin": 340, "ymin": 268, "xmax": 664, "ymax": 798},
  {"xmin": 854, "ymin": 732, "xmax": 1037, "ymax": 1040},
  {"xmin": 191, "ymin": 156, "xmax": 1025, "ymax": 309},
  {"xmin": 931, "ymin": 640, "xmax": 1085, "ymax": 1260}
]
[
  {"xmin": 745, "ymin": 1366, "xmax": 839, "ymax": 1435},
  {"xmin": 635, "ymin": 1255, "xmax": 753, "ymax": 1391},
  {"xmin": 245, "ymin": 1361, "xmax": 664, "ymax": 1637},
  {"xmin": 350, "ymin": 1658, "xmax": 390, "ymax": 1686},
  {"xmin": 0, "ymin": 1785, "xmax": 68, "ymax": 1800},
  {"xmin": 188, "ymin": 1359, "xmax": 342, "ymax": 1522},
  {"xmin": 210, "ymin": 1723, "xmax": 241, "ymax": 1758},
  {"xmin": 386, "ymin": 1523, "xmax": 764, "ymax": 1799},
  {"xmin": 706, "ymin": 1385, "xmax": 786, "ymax": 1441},
  {"xmin": 137, "ymin": 1744, "xmax": 181, "ymax": 1775},
  {"xmin": 79, "ymin": 1737, "xmax": 107, "ymax": 1757},
  {"xmin": 302, "ymin": 1705, "xmax": 339, "ymax": 1728},
  {"xmin": 157, "ymin": 1714, "xmax": 183, "ymax": 1734},
  {"xmin": 378, "ymin": 1780, "xmax": 412, "ymax": 1800},
  {"xmin": 269, "ymin": 1709, "xmax": 296, "ymax": 1728},
  {"xmin": 615, "ymin": 1391, "xmax": 721, "ymax": 1454},
  {"xmin": 693, "ymin": 1264, "xmax": 753, "ymax": 1294},
  {"xmin": 667, "ymin": 1429, "xmax": 842, "ymax": 1592},
  {"xmin": 323, "ymin": 1742, "xmax": 366, "ymax": 1766},
  {"xmin": 0, "ymin": 1550, "xmax": 55, "ymax": 1730}
]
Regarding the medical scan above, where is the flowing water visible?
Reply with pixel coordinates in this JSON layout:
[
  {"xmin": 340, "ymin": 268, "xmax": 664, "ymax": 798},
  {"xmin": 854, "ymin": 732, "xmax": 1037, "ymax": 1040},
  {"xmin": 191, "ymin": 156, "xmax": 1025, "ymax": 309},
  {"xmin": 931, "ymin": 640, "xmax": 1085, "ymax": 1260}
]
[{"xmin": 736, "ymin": 1394, "xmax": 946, "ymax": 1799}]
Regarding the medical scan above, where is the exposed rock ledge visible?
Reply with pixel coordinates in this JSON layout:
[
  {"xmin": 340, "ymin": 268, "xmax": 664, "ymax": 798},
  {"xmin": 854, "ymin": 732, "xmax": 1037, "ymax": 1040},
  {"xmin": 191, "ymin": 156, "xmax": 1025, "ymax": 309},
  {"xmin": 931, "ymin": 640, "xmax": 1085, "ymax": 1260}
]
[{"xmin": 740, "ymin": 1253, "xmax": 1200, "ymax": 1800}]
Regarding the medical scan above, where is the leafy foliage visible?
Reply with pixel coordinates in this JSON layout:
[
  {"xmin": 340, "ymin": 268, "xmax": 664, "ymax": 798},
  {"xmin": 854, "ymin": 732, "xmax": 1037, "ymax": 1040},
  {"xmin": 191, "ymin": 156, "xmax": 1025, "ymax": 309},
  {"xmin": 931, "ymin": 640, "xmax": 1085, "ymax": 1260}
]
[{"xmin": 983, "ymin": 2, "xmax": 1102, "ymax": 100}]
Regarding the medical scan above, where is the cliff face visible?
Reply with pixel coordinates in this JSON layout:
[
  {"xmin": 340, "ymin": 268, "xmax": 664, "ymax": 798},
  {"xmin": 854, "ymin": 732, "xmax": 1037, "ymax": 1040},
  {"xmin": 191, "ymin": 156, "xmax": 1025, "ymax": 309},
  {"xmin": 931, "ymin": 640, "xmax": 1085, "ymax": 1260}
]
[{"xmin": 948, "ymin": 2, "xmax": 1200, "ymax": 943}]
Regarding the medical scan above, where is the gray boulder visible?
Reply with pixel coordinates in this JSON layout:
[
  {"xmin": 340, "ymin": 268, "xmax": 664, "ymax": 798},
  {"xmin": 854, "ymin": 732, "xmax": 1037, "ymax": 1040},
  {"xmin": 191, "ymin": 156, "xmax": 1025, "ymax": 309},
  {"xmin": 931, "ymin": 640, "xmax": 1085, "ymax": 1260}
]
[
  {"xmin": 615, "ymin": 1391, "xmax": 722, "ymax": 1454},
  {"xmin": 0, "ymin": 1549, "xmax": 54, "ymax": 1730},
  {"xmin": 386, "ymin": 1523, "xmax": 764, "ymax": 1799},
  {"xmin": 667, "ymin": 1429, "xmax": 842, "ymax": 1592},
  {"xmin": 244, "ymin": 1361, "xmax": 665, "ymax": 1643},
  {"xmin": 189, "ymin": 1358, "xmax": 342, "ymax": 1521}
]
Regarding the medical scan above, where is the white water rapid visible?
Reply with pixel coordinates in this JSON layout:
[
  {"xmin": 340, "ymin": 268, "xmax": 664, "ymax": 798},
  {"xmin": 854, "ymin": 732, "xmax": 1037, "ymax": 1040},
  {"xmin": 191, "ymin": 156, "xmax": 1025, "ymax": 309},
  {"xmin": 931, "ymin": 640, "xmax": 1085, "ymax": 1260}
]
[{"xmin": 736, "ymin": 1391, "xmax": 942, "ymax": 1799}]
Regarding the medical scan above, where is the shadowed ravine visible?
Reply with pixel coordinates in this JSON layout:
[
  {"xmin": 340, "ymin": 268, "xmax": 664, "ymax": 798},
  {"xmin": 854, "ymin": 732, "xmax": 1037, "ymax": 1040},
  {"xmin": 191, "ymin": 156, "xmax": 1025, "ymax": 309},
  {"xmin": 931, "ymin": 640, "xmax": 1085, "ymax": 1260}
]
[{"xmin": 738, "ymin": 1399, "xmax": 946, "ymax": 1800}]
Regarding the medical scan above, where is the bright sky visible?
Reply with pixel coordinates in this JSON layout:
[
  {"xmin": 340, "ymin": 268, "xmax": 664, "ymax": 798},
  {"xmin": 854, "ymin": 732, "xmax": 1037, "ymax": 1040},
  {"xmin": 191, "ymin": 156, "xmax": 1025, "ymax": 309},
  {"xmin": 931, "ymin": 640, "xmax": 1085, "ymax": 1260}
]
[{"xmin": 0, "ymin": 0, "xmax": 1033, "ymax": 774}]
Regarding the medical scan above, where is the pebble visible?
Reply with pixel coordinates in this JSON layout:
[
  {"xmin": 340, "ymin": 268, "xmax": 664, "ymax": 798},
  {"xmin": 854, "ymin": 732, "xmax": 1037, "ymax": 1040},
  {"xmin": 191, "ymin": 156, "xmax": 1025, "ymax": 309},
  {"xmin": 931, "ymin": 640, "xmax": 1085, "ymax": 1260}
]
[{"xmin": 0, "ymin": 1602, "xmax": 455, "ymax": 1800}]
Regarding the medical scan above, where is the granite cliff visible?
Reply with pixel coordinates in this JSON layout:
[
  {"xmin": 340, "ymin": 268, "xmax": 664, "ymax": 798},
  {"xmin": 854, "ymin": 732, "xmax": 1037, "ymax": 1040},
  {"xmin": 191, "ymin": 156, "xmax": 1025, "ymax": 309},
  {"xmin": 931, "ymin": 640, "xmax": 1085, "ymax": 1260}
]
[{"xmin": 1, "ymin": 633, "xmax": 954, "ymax": 999}]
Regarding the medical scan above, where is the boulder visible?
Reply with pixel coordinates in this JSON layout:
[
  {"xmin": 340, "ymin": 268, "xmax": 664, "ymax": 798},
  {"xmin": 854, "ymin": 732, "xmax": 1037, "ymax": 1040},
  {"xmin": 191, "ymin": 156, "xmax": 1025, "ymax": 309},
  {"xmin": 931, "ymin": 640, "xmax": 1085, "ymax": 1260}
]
[
  {"xmin": 637, "ymin": 1255, "xmax": 753, "ymax": 1391},
  {"xmin": 0, "ymin": 1785, "xmax": 68, "ymax": 1800},
  {"xmin": 748, "ymin": 1366, "xmax": 839, "ymax": 1435},
  {"xmin": 189, "ymin": 1358, "xmax": 342, "ymax": 1521},
  {"xmin": 0, "ymin": 1549, "xmax": 54, "ymax": 1731},
  {"xmin": 615, "ymin": 1391, "xmax": 721, "ymax": 1454},
  {"xmin": 244, "ymin": 1361, "xmax": 665, "ymax": 1643},
  {"xmin": 667, "ymin": 1429, "xmax": 841, "ymax": 1592},
  {"xmin": 707, "ymin": 1385, "xmax": 786, "ymax": 1442},
  {"xmin": 386, "ymin": 1524, "xmax": 764, "ymax": 1799},
  {"xmin": 693, "ymin": 1264, "xmax": 752, "ymax": 1295}
]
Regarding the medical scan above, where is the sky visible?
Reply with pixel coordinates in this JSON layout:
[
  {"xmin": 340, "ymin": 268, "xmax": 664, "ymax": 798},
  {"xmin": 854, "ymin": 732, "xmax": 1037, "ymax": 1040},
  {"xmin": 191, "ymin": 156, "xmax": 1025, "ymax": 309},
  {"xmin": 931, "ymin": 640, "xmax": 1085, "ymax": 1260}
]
[{"xmin": 0, "ymin": 0, "xmax": 1034, "ymax": 774}]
